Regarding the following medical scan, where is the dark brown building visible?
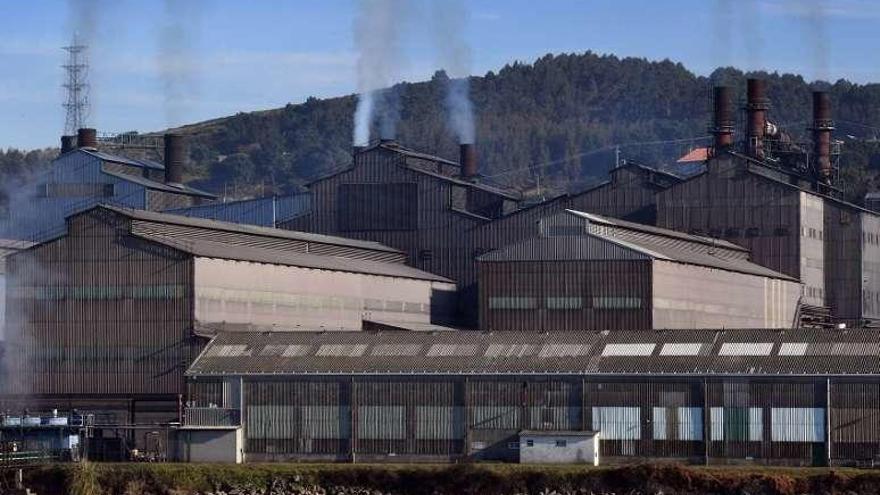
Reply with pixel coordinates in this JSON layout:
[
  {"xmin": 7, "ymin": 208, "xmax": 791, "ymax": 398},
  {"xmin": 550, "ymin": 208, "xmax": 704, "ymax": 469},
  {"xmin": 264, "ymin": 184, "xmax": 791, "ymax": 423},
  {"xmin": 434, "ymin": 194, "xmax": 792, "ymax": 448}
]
[
  {"xmin": 478, "ymin": 210, "xmax": 799, "ymax": 331},
  {"xmin": 282, "ymin": 141, "xmax": 520, "ymax": 324},
  {"xmin": 3, "ymin": 205, "xmax": 454, "ymax": 427}
]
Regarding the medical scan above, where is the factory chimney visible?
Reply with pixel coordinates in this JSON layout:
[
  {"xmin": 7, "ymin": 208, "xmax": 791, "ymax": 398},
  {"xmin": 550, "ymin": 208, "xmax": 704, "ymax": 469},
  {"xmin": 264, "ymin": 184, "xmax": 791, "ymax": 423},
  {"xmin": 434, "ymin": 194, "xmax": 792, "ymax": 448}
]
[
  {"xmin": 60, "ymin": 135, "xmax": 76, "ymax": 154},
  {"xmin": 745, "ymin": 78, "xmax": 768, "ymax": 160},
  {"xmin": 711, "ymin": 86, "xmax": 734, "ymax": 154},
  {"xmin": 812, "ymin": 91, "xmax": 834, "ymax": 184},
  {"xmin": 76, "ymin": 128, "xmax": 98, "ymax": 149},
  {"xmin": 164, "ymin": 133, "xmax": 186, "ymax": 185},
  {"xmin": 460, "ymin": 143, "xmax": 477, "ymax": 179}
]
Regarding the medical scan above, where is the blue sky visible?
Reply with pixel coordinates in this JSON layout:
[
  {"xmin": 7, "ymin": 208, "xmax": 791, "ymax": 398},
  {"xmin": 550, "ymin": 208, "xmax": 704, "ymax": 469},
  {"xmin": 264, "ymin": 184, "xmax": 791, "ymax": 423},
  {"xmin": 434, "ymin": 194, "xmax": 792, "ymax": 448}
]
[{"xmin": 1, "ymin": 0, "xmax": 879, "ymax": 149}]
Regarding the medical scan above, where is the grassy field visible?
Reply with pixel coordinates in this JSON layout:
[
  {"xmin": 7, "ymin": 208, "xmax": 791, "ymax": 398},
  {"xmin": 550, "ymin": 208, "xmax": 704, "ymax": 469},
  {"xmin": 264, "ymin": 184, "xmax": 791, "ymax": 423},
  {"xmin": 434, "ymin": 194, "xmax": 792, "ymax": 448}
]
[{"xmin": 15, "ymin": 461, "xmax": 880, "ymax": 495}]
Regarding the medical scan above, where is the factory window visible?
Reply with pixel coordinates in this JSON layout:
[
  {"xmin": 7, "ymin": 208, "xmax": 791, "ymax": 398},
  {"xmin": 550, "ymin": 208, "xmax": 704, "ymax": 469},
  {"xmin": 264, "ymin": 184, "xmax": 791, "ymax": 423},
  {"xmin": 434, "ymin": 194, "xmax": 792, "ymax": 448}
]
[
  {"xmin": 592, "ymin": 407, "xmax": 640, "ymax": 440},
  {"xmin": 653, "ymin": 407, "xmax": 703, "ymax": 441},
  {"xmin": 555, "ymin": 440, "xmax": 568, "ymax": 448},
  {"xmin": 32, "ymin": 284, "xmax": 185, "ymax": 300},
  {"xmin": 338, "ymin": 182, "xmax": 418, "ymax": 231},
  {"xmin": 488, "ymin": 296, "xmax": 537, "ymax": 310},
  {"xmin": 771, "ymin": 408, "xmax": 824, "ymax": 443},
  {"xmin": 546, "ymin": 296, "xmax": 583, "ymax": 310},
  {"xmin": 745, "ymin": 227, "xmax": 761, "ymax": 238},
  {"xmin": 773, "ymin": 227, "xmax": 790, "ymax": 237},
  {"xmin": 724, "ymin": 228, "xmax": 742, "ymax": 238},
  {"xmin": 525, "ymin": 440, "xmax": 534, "ymax": 448},
  {"xmin": 592, "ymin": 296, "xmax": 642, "ymax": 309},
  {"xmin": 710, "ymin": 407, "xmax": 762, "ymax": 442}
]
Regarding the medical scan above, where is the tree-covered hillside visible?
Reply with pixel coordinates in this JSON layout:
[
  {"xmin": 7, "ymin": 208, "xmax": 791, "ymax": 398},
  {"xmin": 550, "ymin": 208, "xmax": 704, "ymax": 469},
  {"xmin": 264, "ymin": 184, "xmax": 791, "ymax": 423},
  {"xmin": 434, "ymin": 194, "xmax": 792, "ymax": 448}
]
[{"xmin": 5, "ymin": 51, "xmax": 880, "ymax": 205}]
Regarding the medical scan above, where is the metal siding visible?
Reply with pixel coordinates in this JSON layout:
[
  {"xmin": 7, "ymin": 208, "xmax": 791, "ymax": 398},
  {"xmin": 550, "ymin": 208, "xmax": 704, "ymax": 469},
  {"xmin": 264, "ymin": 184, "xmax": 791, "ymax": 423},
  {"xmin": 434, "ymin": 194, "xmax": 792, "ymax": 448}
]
[
  {"xmin": 6, "ymin": 208, "xmax": 196, "ymax": 396},
  {"xmin": 479, "ymin": 260, "xmax": 652, "ymax": 331}
]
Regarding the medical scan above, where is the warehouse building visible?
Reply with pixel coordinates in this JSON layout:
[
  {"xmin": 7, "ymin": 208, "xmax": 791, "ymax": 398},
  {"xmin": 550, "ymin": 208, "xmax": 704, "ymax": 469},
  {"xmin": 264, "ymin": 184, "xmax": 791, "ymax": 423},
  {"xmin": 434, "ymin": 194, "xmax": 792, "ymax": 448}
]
[
  {"xmin": 0, "ymin": 129, "xmax": 215, "ymax": 243},
  {"xmin": 477, "ymin": 210, "xmax": 800, "ymax": 331},
  {"xmin": 184, "ymin": 328, "xmax": 880, "ymax": 466},
  {"xmin": 3, "ymin": 205, "xmax": 454, "ymax": 425},
  {"xmin": 282, "ymin": 140, "xmax": 521, "ymax": 324}
]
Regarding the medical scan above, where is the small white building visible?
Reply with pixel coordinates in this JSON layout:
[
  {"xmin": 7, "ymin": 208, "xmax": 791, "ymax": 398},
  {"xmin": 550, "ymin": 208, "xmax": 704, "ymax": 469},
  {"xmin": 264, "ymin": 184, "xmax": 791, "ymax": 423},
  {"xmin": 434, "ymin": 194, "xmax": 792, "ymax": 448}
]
[{"xmin": 518, "ymin": 430, "xmax": 600, "ymax": 465}]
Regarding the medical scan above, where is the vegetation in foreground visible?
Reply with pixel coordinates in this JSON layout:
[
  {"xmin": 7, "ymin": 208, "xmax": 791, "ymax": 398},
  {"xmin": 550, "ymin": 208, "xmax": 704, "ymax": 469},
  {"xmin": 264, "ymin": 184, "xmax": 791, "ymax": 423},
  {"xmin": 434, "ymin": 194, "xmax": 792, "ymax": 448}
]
[{"xmin": 13, "ymin": 461, "xmax": 880, "ymax": 495}]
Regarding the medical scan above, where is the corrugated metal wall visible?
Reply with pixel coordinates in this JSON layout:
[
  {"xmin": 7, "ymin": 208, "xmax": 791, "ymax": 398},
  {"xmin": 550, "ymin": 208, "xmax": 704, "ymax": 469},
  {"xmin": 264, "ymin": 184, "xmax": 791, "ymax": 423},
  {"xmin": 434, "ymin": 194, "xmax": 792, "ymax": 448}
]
[
  {"xmin": 229, "ymin": 375, "xmax": 880, "ymax": 465},
  {"xmin": 479, "ymin": 260, "xmax": 652, "ymax": 331},
  {"xmin": 6, "ymin": 208, "xmax": 199, "ymax": 396},
  {"xmin": 656, "ymin": 158, "xmax": 802, "ymax": 281}
]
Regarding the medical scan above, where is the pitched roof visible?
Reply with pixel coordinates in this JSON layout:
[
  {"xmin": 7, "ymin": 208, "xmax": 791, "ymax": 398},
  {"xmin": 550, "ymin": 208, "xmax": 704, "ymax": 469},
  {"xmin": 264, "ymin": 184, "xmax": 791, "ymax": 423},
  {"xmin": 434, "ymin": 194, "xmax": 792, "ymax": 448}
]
[
  {"xmin": 186, "ymin": 327, "xmax": 880, "ymax": 377},
  {"xmin": 677, "ymin": 147, "xmax": 710, "ymax": 163},
  {"xmin": 102, "ymin": 169, "xmax": 216, "ymax": 199},
  {"xmin": 138, "ymin": 233, "xmax": 453, "ymax": 282},
  {"xmin": 568, "ymin": 210, "xmax": 747, "ymax": 252},
  {"xmin": 95, "ymin": 204, "xmax": 404, "ymax": 255},
  {"xmin": 81, "ymin": 149, "xmax": 166, "ymax": 170}
]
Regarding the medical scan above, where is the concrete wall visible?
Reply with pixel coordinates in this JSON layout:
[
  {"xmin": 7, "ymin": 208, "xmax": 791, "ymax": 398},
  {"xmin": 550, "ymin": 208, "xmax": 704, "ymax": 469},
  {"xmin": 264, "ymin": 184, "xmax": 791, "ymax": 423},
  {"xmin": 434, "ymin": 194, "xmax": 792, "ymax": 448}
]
[
  {"xmin": 652, "ymin": 260, "xmax": 800, "ymax": 329},
  {"xmin": 193, "ymin": 257, "xmax": 457, "ymax": 331},
  {"xmin": 519, "ymin": 433, "xmax": 599, "ymax": 465},
  {"xmin": 176, "ymin": 428, "xmax": 243, "ymax": 463},
  {"xmin": 800, "ymin": 192, "xmax": 825, "ymax": 307}
]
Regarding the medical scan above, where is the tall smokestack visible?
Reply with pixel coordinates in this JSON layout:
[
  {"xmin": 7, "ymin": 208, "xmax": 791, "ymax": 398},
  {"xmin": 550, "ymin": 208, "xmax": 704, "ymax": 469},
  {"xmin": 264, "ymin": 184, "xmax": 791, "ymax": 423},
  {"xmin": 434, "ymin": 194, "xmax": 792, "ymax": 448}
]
[
  {"xmin": 711, "ymin": 86, "xmax": 734, "ymax": 154},
  {"xmin": 812, "ymin": 91, "xmax": 834, "ymax": 184},
  {"xmin": 60, "ymin": 135, "xmax": 76, "ymax": 154},
  {"xmin": 164, "ymin": 133, "xmax": 186, "ymax": 185},
  {"xmin": 76, "ymin": 128, "xmax": 97, "ymax": 149},
  {"xmin": 745, "ymin": 78, "xmax": 768, "ymax": 160},
  {"xmin": 460, "ymin": 143, "xmax": 477, "ymax": 179}
]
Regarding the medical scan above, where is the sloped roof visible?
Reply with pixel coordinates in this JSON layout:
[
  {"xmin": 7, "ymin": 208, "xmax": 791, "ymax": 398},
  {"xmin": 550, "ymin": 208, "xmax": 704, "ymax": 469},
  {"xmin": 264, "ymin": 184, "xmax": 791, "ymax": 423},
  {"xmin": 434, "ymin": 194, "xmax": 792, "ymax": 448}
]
[
  {"xmin": 81, "ymin": 149, "xmax": 166, "ymax": 170},
  {"xmin": 186, "ymin": 327, "xmax": 880, "ymax": 377},
  {"xmin": 102, "ymin": 169, "xmax": 216, "ymax": 199},
  {"xmin": 138, "ymin": 233, "xmax": 452, "ymax": 282},
  {"xmin": 95, "ymin": 204, "xmax": 403, "ymax": 255},
  {"xmin": 677, "ymin": 147, "xmax": 710, "ymax": 163}
]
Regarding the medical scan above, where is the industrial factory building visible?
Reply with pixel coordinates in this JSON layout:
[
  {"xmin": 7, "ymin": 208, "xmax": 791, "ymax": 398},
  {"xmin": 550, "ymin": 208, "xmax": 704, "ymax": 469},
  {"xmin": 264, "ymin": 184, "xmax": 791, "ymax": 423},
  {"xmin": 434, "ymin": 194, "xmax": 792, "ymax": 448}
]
[
  {"xmin": 655, "ymin": 80, "xmax": 880, "ymax": 326},
  {"xmin": 184, "ymin": 328, "xmax": 880, "ymax": 466},
  {"xmin": 0, "ymin": 129, "xmax": 216, "ymax": 243},
  {"xmin": 0, "ymin": 239, "xmax": 32, "ymax": 340},
  {"xmin": 3, "ymin": 205, "xmax": 454, "ymax": 423},
  {"xmin": 282, "ymin": 140, "xmax": 521, "ymax": 324},
  {"xmin": 477, "ymin": 210, "xmax": 800, "ymax": 331}
]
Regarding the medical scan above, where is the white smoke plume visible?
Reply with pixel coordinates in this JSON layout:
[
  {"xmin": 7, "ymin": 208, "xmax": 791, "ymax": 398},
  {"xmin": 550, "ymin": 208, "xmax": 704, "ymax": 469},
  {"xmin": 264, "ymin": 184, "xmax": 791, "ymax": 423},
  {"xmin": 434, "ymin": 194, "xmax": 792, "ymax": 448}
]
[
  {"xmin": 431, "ymin": 0, "xmax": 475, "ymax": 144},
  {"xmin": 803, "ymin": 1, "xmax": 830, "ymax": 82},
  {"xmin": 353, "ymin": 0, "xmax": 405, "ymax": 146},
  {"xmin": 159, "ymin": 0, "xmax": 201, "ymax": 128}
]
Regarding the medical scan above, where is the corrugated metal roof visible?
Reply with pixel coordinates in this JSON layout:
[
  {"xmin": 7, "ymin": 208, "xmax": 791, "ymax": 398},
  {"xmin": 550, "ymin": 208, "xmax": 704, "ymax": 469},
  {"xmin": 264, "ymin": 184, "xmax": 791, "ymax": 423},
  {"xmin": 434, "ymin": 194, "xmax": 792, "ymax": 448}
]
[
  {"xmin": 82, "ymin": 149, "xmax": 166, "ymax": 170},
  {"xmin": 135, "ymin": 232, "xmax": 453, "ymax": 282},
  {"xmin": 186, "ymin": 327, "xmax": 880, "ymax": 377},
  {"xmin": 95, "ymin": 204, "xmax": 403, "ymax": 255},
  {"xmin": 101, "ymin": 169, "xmax": 216, "ymax": 198},
  {"xmin": 477, "ymin": 228, "xmax": 793, "ymax": 281},
  {"xmin": 568, "ymin": 210, "xmax": 746, "ymax": 252}
]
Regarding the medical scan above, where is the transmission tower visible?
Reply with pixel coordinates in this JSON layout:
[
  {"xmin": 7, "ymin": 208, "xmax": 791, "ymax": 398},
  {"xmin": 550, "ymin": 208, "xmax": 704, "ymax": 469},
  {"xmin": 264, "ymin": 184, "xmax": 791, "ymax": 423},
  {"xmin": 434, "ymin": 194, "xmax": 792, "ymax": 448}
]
[{"xmin": 62, "ymin": 34, "xmax": 90, "ymax": 135}]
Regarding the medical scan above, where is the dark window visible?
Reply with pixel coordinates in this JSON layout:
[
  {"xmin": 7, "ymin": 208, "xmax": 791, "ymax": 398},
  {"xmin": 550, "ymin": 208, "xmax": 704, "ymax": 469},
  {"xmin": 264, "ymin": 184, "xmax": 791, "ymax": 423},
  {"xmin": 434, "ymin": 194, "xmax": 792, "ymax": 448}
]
[
  {"xmin": 418, "ymin": 249, "xmax": 433, "ymax": 262},
  {"xmin": 773, "ymin": 227, "xmax": 789, "ymax": 237},
  {"xmin": 526, "ymin": 439, "xmax": 534, "ymax": 447},
  {"xmin": 724, "ymin": 228, "xmax": 741, "ymax": 238},
  {"xmin": 555, "ymin": 440, "xmax": 567, "ymax": 447},
  {"xmin": 338, "ymin": 183, "xmax": 418, "ymax": 231},
  {"xmin": 746, "ymin": 227, "xmax": 761, "ymax": 238}
]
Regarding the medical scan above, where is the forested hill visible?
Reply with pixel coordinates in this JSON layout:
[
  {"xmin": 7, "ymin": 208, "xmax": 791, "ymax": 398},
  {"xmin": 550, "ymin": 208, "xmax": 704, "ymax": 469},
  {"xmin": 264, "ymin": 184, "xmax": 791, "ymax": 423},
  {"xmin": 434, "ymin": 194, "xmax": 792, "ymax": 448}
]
[{"xmin": 5, "ymin": 51, "xmax": 880, "ymax": 203}]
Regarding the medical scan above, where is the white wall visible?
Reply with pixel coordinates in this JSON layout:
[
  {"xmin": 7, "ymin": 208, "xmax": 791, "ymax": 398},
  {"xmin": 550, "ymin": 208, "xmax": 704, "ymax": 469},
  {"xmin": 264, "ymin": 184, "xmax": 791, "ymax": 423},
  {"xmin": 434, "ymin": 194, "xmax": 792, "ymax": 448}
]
[
  {"xmin": 519, "ymin": 434, "xmax": 599, "ymax": 465},
  {"xmin": 652, "ymin": 260, "xmax": 801, "ymax": 329},
  {"xmin": 800, "ymin": 192, "xmax": 825, "ymax": 307},
  {"xmin": 193, "ymin": 257, "xmax": 456, "ymax": 331}
]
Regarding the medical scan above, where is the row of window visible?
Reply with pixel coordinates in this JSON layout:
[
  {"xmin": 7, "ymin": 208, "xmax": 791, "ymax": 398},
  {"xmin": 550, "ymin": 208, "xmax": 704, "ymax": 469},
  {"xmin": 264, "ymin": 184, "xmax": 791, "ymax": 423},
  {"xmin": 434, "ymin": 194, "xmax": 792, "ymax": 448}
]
[
  {"xmin": 14, "ymin": 285, "xmax": 186, "ymax": 301},
  {"xmin": 245, "ymin": 405, "xmax": 826, "ymax": 443},
  {"xmin": 488, "ymin": 296, "xmax": 643, "ymax": 310},
  {"xmin": 593, "ymin": 406, "xmax": 825, "ymax": 443},
  {"xmin": 689, "ymin": 227, "xmax": 791, "ymax": 239}
]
